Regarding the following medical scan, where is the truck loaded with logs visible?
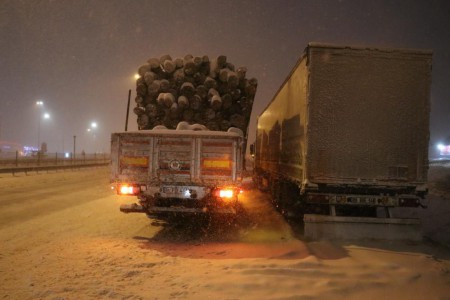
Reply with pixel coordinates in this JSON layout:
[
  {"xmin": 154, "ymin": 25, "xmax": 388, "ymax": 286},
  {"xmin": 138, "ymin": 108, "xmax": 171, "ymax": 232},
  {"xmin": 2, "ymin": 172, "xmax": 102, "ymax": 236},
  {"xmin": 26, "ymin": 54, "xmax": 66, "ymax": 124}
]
[
  {"xmin": 251, "ymin": 43, "xmax": 432, "ymax": 240},
  {"xmin": 111, "ymin": 54, "xmax": 256, "ymax": 217}
]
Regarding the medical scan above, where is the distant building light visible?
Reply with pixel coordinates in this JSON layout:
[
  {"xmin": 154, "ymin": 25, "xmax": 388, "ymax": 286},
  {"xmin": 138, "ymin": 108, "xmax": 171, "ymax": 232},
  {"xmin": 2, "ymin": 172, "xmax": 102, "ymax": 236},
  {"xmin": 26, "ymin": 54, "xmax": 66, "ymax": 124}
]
[
  {"xmin": 22, "ymin": 146, "xmax": 38, "ymax": 156},
  {"xmin": 65, "ymin": 152, "xmax": 70, "ymax": 158},
  {"xmin": 437, "ymin": 143, "xmax": 450, "ymax": 156}
]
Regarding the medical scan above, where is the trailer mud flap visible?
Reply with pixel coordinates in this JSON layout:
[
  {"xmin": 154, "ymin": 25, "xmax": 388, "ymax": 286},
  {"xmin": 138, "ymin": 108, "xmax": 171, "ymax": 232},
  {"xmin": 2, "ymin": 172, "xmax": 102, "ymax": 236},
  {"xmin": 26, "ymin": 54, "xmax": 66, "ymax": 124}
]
[{"xmin": 304, "ymin": 214, "xmax": 422, "ymax": 241}]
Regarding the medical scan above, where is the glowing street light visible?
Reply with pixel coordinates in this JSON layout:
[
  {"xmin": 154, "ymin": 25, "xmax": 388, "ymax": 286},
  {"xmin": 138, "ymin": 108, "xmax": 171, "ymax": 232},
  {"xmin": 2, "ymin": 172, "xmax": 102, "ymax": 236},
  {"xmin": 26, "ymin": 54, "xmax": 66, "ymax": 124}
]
[
  {"xmin": 35, "ymin": 100, "xmax": 45, "ymax": 150},
  {"xmin": 134, "ymin": 73, "xmax": 140, "ymax": 80},
  {"xmin": 87, "ymin": 121, "xmax": 99, "ymax": 153},
  {"xmin": 37, "ymin": 112, "xmax": 50, "ymax": 151},
  {"xmin": 87, "ymin": 121, "xmax": 97, "ymax": 132}
]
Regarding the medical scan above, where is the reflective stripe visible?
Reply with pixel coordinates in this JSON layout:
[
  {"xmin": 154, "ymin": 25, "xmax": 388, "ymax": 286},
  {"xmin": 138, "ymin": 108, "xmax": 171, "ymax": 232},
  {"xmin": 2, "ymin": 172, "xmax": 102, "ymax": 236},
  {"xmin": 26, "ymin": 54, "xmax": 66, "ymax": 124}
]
[
  {"xmin": 203, "ymin": 159, "xmax": 231, "ymax": 169},
  {"xmin": 120, "ymin": 156, "xmax": 149, "ymax": 167}
]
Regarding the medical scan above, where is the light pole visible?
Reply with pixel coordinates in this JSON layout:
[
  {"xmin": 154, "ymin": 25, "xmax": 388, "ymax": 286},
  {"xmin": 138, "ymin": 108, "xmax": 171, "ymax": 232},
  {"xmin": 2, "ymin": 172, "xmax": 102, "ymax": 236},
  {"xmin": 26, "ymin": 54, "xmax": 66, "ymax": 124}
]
[
  {"xmin": 36, "ymin": 101, "xmax": 50, "ymax": 152},
  {"xmin": 73, "ymin": 135, "xmax": 76, "ymax": 161},
  {"xmin": 36, "ymin": 101, "xmax": 43, "ymax": 150},
  {"xmin": 0, "ymin": 113, "xmax": 3, "ymax": 142},
  {"xmin": 87, "ymin": 121, "xmax": 98, "ymax": 153},
  {"xmin": 38, "ymin": 113, "xmax": 50, "ymax": 151}
]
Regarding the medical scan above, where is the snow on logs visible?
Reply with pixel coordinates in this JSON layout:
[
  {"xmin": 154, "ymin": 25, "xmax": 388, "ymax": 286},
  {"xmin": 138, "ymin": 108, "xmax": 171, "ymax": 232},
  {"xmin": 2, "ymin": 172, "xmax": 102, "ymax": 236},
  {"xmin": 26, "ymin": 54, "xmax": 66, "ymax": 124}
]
[{"xmin": 134, "ymin": 54, "xmax": 257, "ymax": 135}]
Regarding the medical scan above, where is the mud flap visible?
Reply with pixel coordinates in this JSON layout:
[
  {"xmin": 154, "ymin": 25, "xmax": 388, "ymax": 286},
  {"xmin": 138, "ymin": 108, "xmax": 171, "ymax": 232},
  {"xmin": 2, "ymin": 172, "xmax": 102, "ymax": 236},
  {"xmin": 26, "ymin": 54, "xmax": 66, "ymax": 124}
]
[{"xmin": 304, "ymin": 214, "xmax": 422, "ymax": 241}]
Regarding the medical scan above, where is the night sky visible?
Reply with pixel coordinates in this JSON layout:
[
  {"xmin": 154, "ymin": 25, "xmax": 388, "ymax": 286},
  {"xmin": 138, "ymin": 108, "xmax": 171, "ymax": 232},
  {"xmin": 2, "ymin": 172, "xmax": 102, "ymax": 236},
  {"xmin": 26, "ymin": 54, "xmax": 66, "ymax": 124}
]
[{"xmin": 0, "ymin": 0, "xmax": 449, "ymax": 155}]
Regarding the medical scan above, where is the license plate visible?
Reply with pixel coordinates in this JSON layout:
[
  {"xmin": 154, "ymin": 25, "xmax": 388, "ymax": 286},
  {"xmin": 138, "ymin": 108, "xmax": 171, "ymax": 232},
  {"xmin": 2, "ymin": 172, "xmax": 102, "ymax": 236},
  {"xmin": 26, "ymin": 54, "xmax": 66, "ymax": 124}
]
[{"xmin": 162, "ymin": 186, "xmax": 175, "ymax": 194}]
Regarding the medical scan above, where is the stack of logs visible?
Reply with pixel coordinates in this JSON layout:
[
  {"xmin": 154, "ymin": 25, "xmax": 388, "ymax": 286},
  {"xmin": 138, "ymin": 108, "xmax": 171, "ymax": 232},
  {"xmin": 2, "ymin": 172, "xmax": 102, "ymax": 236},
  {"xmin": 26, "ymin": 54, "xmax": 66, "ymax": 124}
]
[{"xmin": 133, "ymin": 54, "xmax": 257, "ymax": 137}]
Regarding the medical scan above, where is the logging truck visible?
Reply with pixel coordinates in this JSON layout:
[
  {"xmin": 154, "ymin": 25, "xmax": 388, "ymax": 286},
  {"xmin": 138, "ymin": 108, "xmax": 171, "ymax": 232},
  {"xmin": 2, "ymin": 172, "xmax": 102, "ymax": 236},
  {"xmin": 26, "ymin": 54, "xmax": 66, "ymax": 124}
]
[
  {"xmin": 111, "ymin": 123, "xmax": 245, "ymax": 217},
  {"xmin": 251, "ymin": 43, "xmax": 432, "ymax": 239},
  {"xmin": 111, "ymin": 54, "xmax": 255, "ymax": 219}
]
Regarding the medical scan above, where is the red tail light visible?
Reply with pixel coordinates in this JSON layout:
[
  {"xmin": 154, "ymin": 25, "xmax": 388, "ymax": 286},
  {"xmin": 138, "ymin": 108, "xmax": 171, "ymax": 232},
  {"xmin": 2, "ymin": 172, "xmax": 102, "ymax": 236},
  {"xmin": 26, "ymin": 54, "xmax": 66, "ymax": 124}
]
[
  {"xmin": 214, "ymin": 187, "xmax": 241, "ymax": 201},
  {"xmin": 219, "ymin": 189, "xmax": 234, "ymax": 198},
  {"xmin": 117, "ymin": 184, "xmax": 140, "ymax": 195}
]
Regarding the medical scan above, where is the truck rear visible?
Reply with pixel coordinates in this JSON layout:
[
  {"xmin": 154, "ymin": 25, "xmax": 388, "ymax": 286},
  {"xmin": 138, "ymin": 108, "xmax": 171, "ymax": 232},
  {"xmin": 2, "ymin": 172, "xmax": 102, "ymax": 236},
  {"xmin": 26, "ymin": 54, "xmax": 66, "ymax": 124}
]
[
  {"xmin": 111, "ymin": 124, "xmax": 244, "ymax": 217},
  {"xmin": 252, "ymin": 43, "xmax": 432, "ymax": 238}
]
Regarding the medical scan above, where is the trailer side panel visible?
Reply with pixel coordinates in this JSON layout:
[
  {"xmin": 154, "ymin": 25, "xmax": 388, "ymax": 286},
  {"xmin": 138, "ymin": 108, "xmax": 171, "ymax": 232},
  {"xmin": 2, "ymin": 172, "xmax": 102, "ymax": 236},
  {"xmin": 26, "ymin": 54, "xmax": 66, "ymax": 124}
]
[
  {"xmin": 306, "ymin": 46, "xmax": 432, "ymax": 185},
  {"xmin": 255, "ymin": 57, "xmax": 309, "ymax": 184}
]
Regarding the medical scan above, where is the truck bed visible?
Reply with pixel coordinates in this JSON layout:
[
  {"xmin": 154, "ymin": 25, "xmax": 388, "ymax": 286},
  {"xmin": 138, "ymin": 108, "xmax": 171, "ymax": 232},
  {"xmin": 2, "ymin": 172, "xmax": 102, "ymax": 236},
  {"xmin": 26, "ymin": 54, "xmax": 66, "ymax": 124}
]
[{"xmin": 111, "ymin": 128, "xmax": 243, "ymax": 187}]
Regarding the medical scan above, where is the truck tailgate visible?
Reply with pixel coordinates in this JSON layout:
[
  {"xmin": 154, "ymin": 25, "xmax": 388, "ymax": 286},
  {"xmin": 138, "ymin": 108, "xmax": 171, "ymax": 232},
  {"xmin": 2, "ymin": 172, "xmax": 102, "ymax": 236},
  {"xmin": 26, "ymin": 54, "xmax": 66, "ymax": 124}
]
[{"xmin": 111, "ymin": 130, "xmax": 242, "ymax": 186}]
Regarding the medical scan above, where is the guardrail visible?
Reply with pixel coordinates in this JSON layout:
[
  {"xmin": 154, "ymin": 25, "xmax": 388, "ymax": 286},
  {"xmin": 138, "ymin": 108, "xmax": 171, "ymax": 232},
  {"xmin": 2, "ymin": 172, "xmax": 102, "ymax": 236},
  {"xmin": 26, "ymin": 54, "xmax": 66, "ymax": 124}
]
[
  {"xmin": 0, "ymin": 162, "xmax": 110, "ymax": 175},
  {"xmin": 0, "ymin": 152, "xmax": 110, "ymax": 175},
  {"xmin": 0, "ymin": 152, "xmax": 109, "ymax": 167}
]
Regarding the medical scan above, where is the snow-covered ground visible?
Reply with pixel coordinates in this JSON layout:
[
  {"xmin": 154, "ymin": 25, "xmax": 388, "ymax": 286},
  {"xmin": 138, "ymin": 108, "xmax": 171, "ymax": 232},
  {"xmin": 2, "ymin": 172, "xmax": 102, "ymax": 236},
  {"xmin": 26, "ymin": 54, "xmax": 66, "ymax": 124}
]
[{"xmin": 0, "ymin": 167, "xmax": 449, "ymax": 299}]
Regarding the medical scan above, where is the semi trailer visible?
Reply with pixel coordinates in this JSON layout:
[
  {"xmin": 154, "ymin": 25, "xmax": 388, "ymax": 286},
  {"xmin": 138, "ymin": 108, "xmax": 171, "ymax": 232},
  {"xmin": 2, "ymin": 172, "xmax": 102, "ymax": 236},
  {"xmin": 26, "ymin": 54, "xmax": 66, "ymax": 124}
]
[{"xmin": 251, "ymin": 43, "xmax": 432, "ymax": 239}]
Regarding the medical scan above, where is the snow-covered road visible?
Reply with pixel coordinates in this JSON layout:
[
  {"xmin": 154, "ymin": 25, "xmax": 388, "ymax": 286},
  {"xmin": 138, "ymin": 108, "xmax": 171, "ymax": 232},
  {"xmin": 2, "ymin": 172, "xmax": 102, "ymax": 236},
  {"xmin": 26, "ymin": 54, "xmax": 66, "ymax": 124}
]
[{"xmin": 0, "ymin": 167, "xmax": 449, "ymax": 299}]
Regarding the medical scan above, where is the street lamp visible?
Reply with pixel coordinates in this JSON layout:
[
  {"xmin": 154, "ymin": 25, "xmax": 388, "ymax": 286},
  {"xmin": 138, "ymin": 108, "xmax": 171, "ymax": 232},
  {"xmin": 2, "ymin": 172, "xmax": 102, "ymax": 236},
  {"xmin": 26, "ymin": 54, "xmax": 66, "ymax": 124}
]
[
  {"xmin": 38, "ymin": 112, "xmax": 50, "ymax": 151},
  {"xmin": 87, "ymin": 121, "xmax": 98, "ymax": 153},
  {"xmin": 36, "ymin": 101, "xmax": 44, "ymax": 150}
]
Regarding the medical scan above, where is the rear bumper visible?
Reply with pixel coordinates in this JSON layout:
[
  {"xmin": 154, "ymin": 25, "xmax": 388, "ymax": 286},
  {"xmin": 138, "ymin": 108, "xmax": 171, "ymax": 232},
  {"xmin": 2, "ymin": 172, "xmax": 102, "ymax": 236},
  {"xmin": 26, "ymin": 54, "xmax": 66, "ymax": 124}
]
[{"xmin": 120, "ymin": 203, "xmax": 236, "ymax": 214}]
